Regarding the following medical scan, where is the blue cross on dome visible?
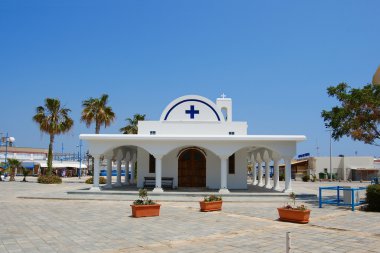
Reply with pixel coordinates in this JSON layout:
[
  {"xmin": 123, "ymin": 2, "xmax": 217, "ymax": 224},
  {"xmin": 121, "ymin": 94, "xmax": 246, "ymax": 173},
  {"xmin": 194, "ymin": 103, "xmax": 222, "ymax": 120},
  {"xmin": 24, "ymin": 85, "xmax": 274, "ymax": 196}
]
[{"xmin": 185, "ymin": 105, "xmax": 199, "ymax": 119}]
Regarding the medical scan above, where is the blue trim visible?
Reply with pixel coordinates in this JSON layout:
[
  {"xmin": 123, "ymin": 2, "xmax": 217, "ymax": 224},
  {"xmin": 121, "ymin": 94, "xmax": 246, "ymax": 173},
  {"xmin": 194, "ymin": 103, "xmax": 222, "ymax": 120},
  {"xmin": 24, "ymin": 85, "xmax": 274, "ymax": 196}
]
[{"xmin": 164, "ymin": 99, "xmax": 221, "ymax": 121}]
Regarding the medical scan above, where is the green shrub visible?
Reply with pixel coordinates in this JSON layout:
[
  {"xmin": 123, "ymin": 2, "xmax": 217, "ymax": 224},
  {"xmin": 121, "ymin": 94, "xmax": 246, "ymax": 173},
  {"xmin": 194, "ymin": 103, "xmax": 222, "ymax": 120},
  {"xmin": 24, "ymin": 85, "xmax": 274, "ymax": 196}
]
[
  {"xmin": 133, "ymin": 188, "xmax": 156, "ymax": 205},
  {"xmin": 204, "ymin": 194, "xmax": 222, "ymax": 202},
  {"xmin": 366, "ymin": 184, "xmax": 380, "ymax": 212},
  {"xmin": 279, "ymin": 174, "xmax": 285, "ymax": 181},
  {"xmin": 85, "ymin": 176, "xmax": 107, "ymax": 184},
  {"xmin": 37, "ymin": 175, "xmax": 62, "ymax": 184},
  {"xmin": 302, "ymin": 175, "xmax": 310, "ymax": 182}
]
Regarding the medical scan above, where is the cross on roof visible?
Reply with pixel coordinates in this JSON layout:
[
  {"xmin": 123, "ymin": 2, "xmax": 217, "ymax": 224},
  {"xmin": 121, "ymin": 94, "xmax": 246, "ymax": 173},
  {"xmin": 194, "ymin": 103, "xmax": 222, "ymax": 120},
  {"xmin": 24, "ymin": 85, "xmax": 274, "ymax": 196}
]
[
  {"xmin": 221, "ymin": 93, "xmax": 227, "ymax": 98},
  {"xmin": 185, "ymin": 105, "xmax": 199, "ymax": 119}
]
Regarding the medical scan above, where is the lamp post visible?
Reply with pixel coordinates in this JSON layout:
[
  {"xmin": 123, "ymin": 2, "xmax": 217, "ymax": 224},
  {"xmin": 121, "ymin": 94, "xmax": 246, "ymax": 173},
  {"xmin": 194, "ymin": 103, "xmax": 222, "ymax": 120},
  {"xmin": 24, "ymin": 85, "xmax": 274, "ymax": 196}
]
[
  {"xmin": 61, "ymin": 142, "xmax": 64, "ymax": 162},
  {"xmin": 1, "ymin": 133, "xmax": 15, "ymax": 168},
  {"xmin": 77, "ymin": 140, "xmax": 82, "ymax": 179},
  {"xmin": 86, "ymin": 150, "xmax": 90, "ymax": 177},
  {"xmin": 327, "ymin": 129, "xmax": 333, "ymax": 181}
]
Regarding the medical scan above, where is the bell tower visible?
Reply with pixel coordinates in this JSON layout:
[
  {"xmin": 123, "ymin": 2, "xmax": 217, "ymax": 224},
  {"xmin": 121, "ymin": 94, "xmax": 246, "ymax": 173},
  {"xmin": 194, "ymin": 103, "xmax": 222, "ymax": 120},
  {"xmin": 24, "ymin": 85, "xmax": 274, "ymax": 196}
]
[{"xmin": 216, "ymin": 93, "xmax": 232, "ymax": 122}]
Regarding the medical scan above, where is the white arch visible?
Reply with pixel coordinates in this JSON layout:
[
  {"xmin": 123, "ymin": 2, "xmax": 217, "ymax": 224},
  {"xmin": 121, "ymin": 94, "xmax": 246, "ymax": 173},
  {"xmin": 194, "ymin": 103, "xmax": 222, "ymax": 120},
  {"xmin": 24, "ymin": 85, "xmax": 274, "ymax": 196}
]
[{"xmin": 159, "ymin": 95, "xmax": 225, "ymax": 122}]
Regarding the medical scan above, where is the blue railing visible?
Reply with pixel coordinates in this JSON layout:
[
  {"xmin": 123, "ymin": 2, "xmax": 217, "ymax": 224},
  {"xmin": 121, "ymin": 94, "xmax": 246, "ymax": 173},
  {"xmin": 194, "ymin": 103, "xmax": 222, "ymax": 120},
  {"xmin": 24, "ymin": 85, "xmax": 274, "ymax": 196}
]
[{"xmin": 319, "ymin": 186, "xmax": 367, "ymax": 211}]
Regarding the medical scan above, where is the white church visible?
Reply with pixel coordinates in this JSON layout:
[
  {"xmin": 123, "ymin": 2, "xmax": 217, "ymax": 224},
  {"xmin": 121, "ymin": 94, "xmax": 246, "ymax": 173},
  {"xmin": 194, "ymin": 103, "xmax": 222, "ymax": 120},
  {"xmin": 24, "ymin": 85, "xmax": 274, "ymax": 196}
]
[{"xmin": 80, "ymin": 95, "xmax": 306, "ymax": 193}]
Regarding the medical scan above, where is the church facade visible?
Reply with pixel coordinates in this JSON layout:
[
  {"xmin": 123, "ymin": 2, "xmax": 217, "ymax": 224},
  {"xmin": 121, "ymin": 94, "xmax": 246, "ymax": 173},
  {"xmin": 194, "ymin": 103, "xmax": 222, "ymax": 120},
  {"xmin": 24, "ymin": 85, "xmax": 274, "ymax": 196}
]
[{"xmin": 80, "ymin": 95, "xmax": 306, "ymax": 193}]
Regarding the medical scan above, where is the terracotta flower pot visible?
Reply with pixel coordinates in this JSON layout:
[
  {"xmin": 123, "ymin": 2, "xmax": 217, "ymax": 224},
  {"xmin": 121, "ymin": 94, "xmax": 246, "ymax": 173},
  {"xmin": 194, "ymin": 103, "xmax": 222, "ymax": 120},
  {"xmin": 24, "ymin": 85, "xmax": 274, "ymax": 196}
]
[
  {"xmin": 277, "ymin": 207, "xmax": 311, "ymax": 224},
  {"xmin": 131, "ymin": 204, "xmax": 161, "ymax": 218},
  {"xmin": 199, "ymin": 201, "xmax": 223, "ymax": 212}
]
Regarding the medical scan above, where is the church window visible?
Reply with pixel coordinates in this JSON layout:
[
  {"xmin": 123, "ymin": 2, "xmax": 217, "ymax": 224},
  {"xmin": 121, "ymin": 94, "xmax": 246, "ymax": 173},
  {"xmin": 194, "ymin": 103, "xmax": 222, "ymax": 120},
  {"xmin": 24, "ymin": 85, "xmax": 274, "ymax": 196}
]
[
  {"xmin": 221, "ymin": 107, "xmax": 228, "ymax": 120},
  {"xmin": 149, "ymin": 154, "xmax": 155, "ymax": 173},
  {"xmin": 229, "ymin": 154, "xmax": 235, "ymax": 174},
  {"xmin": 183, "ymin": 152, "xmax": 191, "ymax": 160}
]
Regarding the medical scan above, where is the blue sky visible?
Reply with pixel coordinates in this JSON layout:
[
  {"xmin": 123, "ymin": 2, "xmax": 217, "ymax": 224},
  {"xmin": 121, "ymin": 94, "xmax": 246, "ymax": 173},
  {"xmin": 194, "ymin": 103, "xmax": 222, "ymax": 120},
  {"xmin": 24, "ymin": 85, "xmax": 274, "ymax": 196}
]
[{"xmin": 0, "ymin": 0, "xmax": 379, "ymax": 157}]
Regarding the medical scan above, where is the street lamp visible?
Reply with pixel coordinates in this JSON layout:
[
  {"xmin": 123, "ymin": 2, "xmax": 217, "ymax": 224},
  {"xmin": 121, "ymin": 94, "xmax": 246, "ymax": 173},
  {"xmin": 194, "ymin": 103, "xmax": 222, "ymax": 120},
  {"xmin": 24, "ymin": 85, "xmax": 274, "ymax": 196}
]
[{"xmin": 0, "ymin": 132, "xmax": 15, "ymax": 168}]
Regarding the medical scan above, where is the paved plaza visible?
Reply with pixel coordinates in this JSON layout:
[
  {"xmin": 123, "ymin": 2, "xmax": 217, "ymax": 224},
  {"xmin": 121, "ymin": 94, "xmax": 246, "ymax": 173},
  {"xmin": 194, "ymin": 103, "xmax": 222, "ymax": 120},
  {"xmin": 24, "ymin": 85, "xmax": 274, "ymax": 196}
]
[{"xmin": 0, "ymin": 177, "xmax": 379, "ymax": 253}]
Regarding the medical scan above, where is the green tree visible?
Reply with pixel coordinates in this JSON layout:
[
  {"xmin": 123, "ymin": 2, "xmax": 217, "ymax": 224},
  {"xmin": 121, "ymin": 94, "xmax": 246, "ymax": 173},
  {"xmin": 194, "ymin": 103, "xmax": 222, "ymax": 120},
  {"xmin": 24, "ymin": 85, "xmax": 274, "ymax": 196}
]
[
  {"xmin": 33, "ymin": 98, "xmax": 74, "ymax": 175},
  {"xmin": 8, "ymin": 158, "xmax": 21, "ymax": 181},
  {"xmin": 321, "ymin": 83, "xmax": 380, "ymax": 146},
  {"xmin": 81, "ymin": 94, "xmax": 115, "ymax": 134},
  {"xmin": 120, "ymin": 114, "xmax": 146, "ymax": 134}
]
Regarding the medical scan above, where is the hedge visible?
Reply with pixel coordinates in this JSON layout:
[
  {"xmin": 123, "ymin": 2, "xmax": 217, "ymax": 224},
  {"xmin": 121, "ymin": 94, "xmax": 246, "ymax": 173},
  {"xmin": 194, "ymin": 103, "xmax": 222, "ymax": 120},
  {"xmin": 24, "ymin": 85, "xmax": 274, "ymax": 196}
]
[
  {"xmin": 85, "ymin": 176, "xmax": 107, "ymax": 184},
  {"xmin": 37, "ymin": 175, "xmax": 62, "ymax": 184}
]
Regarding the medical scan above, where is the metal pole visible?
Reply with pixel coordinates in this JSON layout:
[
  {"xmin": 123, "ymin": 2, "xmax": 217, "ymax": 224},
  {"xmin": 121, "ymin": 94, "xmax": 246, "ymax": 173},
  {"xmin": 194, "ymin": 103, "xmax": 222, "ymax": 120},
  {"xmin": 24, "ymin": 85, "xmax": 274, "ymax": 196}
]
[
  {"xmin": 286, "ymin": 232, "xmax": 292, "ymax": 253},
  {"xmin": 4, "ymin": 133, "xmax": 9, "ymax": 167},
  {"xmin": 78, "ymin": 140, "xmax": 82, "ymax": 179},
  {"xmin": 61, "ymin": 142, "xmax": 64, "ymax": 162},
  {"xmin": 329, "ymin": 129, "xmax": 332, "ymax": 181}
]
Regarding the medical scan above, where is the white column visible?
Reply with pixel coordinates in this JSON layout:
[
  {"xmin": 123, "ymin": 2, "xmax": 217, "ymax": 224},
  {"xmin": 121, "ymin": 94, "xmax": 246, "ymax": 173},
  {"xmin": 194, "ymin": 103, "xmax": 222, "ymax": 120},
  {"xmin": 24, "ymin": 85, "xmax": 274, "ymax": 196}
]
[
  {"xmin": 130, "ymin": 160, "xmax": 135, "ymax": 184},
  {"xmin": 272, "ymin": 159, "xmax": 281, "ymax": 191},
  {"xmin": 284, "ymin": 157, "xmax": 293, "ymax": 193},
  {"xmin": 252, "ymin": 158, "xmax": 258, "ymax": 185},
  {"xmin": 257, "ymin": 160, "xmax": 264, "ymax": 187},
  {"xmin": 115, "ymin": 160, "xmax": 122, "ymax": 187},
  {"xmin": 153, "ymin": 156, "xmax": 164, "ymax": 193},
  {"xmin": 104, "ymin": 158, "xmax": 112, "ymax": 189},
  {"xmin": 219, "ymin": 156, "xmax": 230, "ymax": 194},
  {"xmin": 264, "ymin": 160, "xmax": 272, "ymax": 189},
  {"xmin": 251, "ymin": 153, "xmax": 257, "ymax": 185},
  {"xmin": 90, "ymin": 155, "xmax": 101, "ymax": 191},
  {"xmin": 124, "ymin": 160, "xmax": 130, "ymax": 185}
]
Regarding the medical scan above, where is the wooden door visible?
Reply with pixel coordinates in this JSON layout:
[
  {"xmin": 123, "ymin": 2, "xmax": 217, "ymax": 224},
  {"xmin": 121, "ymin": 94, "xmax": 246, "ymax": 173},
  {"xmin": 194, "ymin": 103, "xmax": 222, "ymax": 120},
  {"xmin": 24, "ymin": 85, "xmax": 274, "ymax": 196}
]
[{"xmin": 178, "ymin": 149, "xmax": 206, "ymax": 187}]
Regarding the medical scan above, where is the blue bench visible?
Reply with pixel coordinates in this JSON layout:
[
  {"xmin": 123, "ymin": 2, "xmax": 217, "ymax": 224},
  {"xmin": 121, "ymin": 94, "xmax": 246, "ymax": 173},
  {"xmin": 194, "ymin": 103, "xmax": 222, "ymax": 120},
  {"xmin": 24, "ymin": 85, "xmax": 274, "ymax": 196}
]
[{"xmin": 143, "ymin": 177, "xmax": 174, "ymax": 189}]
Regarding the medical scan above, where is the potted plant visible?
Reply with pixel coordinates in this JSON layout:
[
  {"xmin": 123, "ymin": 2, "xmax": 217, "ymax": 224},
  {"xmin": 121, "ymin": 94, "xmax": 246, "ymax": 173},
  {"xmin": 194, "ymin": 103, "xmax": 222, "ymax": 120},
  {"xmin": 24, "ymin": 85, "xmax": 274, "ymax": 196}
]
[
  {"xmin": 277, "ymin": 192, "xmax": 311, "ymax": 224},
  {"xmin": 199, "ymin": 194, "xmax": 223, "ymax": 212},
  {"xmin": 130, "ymin": 189, "xmax": 161, "ymax": 218}
]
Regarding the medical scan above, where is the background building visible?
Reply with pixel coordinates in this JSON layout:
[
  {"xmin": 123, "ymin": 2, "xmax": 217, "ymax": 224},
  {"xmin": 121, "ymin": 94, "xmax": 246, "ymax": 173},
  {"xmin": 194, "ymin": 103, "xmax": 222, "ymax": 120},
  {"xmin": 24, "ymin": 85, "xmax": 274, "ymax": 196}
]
[
  {"xmin": 280, "ymin": 156, "xmax": 379, "ymax": 181},
  {"xmin": 0, "ymin": 146, "xmax": 87, "ymax": 177}
]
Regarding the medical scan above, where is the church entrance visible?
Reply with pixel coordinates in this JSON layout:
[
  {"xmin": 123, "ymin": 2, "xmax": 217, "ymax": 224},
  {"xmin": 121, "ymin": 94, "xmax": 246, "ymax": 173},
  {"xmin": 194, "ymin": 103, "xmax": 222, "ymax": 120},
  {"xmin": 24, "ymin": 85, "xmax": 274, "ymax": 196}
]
[{"xmin": 178, "ymin": 148, "xmax": 206, "ymax": 187}]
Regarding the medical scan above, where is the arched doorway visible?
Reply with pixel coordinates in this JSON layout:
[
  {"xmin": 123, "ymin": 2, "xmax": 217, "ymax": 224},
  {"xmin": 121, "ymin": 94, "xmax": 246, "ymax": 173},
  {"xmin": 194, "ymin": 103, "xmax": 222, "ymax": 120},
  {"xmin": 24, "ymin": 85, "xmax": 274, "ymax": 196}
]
[{"xmin": 178, "ymin": 148, "xmax": 206, "ymax": 187}]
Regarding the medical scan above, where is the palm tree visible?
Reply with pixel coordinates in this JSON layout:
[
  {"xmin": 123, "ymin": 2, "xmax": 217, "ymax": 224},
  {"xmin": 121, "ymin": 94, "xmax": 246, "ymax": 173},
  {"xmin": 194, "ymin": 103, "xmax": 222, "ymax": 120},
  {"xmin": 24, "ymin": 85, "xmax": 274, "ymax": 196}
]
[
  {"xmin": 81, "ymin": 94, "xmax": 115, "ymax": 179},
  {"xmin": 120, "ymin": 114, "xmax": 146, "ymax": 134},
  {"xmin": 81, "ymin": 94, "xmax": 115, "ymax": 134},
  {"xmin": 8, "ymin": 158, "xmax": 21, "ymax": 181},
  {"xmin": 33, "ymin": 98, "xmax": 74, "ymax": 176}
]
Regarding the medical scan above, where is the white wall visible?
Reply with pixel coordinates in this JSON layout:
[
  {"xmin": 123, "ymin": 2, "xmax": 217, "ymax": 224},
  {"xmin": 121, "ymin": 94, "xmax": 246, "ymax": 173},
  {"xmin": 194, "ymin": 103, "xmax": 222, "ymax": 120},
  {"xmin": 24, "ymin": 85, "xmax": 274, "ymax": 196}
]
[
  {"xmin": 136, "ymin": 146, "xmax": 248, "ymax": 189},
  {"xmin": 228, "ymin": 148, "xmax": 248, "ymax": 189},
  {"xmin": 137, "ymin": 147, "xmax": 150, "ymax": 188},
  {"xmin": 310, "ymin": 156, "xmax": 375, "ymax": 180},
  {"xmin": 139, "ymin": 121, "xmax": 247, "ymax": 135},
  {"xmin": 206, "ymin": 151, "xmax": 220, "ymax": 189}
]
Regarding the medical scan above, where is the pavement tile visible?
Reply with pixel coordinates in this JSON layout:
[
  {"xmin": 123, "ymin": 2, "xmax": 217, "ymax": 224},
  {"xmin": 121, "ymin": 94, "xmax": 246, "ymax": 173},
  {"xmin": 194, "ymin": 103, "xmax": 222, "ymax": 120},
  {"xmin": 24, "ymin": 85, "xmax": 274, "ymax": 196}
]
[{"xmin": 1, "ymin": 180, "xmax": 378, "ymax": 253}]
